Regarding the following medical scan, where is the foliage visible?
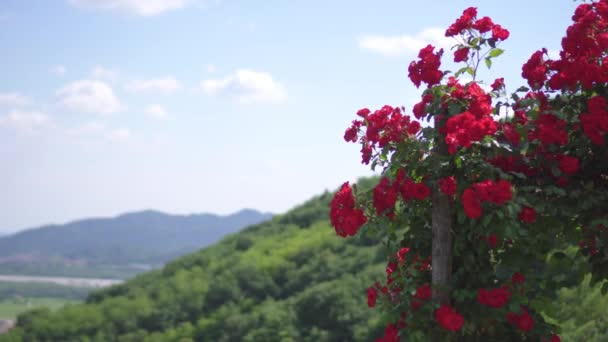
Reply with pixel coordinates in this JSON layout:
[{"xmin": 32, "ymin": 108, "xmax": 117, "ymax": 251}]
[
  {"xmin": 332, "ymin": 3, "xmax": 608, "ymax": 341},
  {"xmin": 1, "ymin": 191, "xmax": 386, "ymax": 341},
  {"xmin": 1, "ymin": 185, "xmax": 607, "ymax": 340},
  {"xmin": 0, "ymin": 298, "xmax": 76, "ymax": 320},
  {"xmin": 0, "ymin": 282, "xmax": 89, "ymax": 301}
]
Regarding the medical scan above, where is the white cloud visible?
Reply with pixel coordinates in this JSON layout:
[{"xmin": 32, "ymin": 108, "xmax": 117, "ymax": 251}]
[
  {"xmin": 206, "ymin": 64, "xmax": 216, "ymax": 73},
  {"xmin": 0, "ymin": 109, "xmax": 49, "ymax": 132},
  {"xmin": 0, "ymin": 93, "xmax": 31, "ymax": 107},
  {"xmin": 358, "ymin": 28, "xmax": 454, "ymax": 57},
  {"xmin": 56, "ymin": 80, "xmax": 123, "ymax": 115},
  {"xmin": 68, "ymin": 121, "xmax": 106, "ymax": 136},
  {"xmin": 201, "ymin": 69, "xmax": 287, "ymax": 104},
  {"xmin": 68, "ymin": 0, "xmax": 190, "ymax": 16},
  {"xmin": 126, "ymin": 77, "xmax": 181, "ymax": 93},
  {"xmin": 90, "ymin": 65, "xmax": 119, "ymax": 81},
  {"xmin": 49, "ymin": 65, "xmax": 67, "ymax": 77},
  {"xmin": 106, "ymin": 127, "xmax": 131, "ymax": 142},
  {"xmin": 145, "ymin": 104, "xmax": 169, "ymax": 119}
]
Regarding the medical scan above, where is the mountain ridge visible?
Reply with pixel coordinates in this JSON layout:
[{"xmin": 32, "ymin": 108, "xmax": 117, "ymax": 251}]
[{"xmin": 0, "ymin": 209, "xmax": 273, "ymax": 279}]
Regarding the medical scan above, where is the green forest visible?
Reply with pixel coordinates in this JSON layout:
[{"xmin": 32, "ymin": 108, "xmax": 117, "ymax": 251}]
[{"xmin": 2, "ymin": 179, "xmax": 607, "ymax": 341}]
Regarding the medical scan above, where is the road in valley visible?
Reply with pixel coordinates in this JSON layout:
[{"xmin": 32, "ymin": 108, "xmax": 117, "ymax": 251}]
[{"xmin": 0, "ymin": 275, "xmax": 123, "ymax": 288}]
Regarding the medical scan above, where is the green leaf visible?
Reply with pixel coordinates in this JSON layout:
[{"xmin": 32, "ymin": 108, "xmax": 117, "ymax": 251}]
[
  {"xmin": 484, "ymin": 58, "xmax": 492, "ymax": 69},
  {"xmin": 489, "ymin": 48, "xmax": 505, "ymax": 58},
  {"xmin": 481, "ymin": 214, "xmax": 492, "ymax": 228}
]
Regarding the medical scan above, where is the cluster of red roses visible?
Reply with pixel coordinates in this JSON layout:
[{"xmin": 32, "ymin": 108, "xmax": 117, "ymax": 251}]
[
  {"xmin": 372, "ymin": 170, "xmax": 431, "ymax": 219},
  {"xmin": 521, "ymin": 0, "xmax": 608, "ymax": 146},
  {"xmin": 344, "ymin": 105, "xmax": 421, "ymax": 165},
  {"xmin": 546, "ymin": 1, "xmax": 608, "ymax": 90},
  {"xmin": 408, "ymin": 45, "xmax": 443, "ymax": 88},
  {"xmin": 329, "ymin": 182, "xmax": 366, "ymax": 237},
  {"xmin": 460, "ymin": 179, "xmax": 512, "ymax": 219},
  {"xmin": 434, "ymin": 305, "xmax": 465, "ymax": 332},
  {"xmin": 445, "ymin": 7, "xmax": 509, "ymax": 41},
  {"xmin": 367, "ymin": 247, "xmax": 432, "ymax": 307},
  {"xmin": 580, "ymin": 95, "xmax": 608, "ymax": 145},
  {"xmin": 331, "ymin": 1, "xmax": 608, "ymax": 340}
]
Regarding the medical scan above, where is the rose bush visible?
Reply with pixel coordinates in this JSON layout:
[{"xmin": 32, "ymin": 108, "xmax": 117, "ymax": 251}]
[{"xmin": 331, "ymin": 2, "xmax": 608, "ymax": 341}]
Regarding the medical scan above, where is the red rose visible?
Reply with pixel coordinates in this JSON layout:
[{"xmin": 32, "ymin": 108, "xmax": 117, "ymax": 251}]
[
  {"xmin": 473, "ymin": 16, "xmax": 494, "ymax": 33},
  {"xmin": 367, "ymin": 287, "xmax": 378, "ymax": 308},
  {"xmin": 435, "ymin": 305, "xmax": 464, "ymax": 331},
  {"xmin": 511, "ymin": 272, "xmax": 525, "ymax": 285},
  {"xmin": 559, "ymin": 155, "xmax": 580, "ymax": 175},
  {"xmin": 330, "ymin": 182, "xmax": 367, "ymax": 237},
  {"xmin": 396, "ymin": 247, "xmax": 410, "ymax": 263},
  {"xmin": 439, "ymin": 176, "xmax": 457, "ymax": 196},
  {"xmin": 492, "ymin": 24, "xmax": 510, "ymax": 41},
  {"xmin": 373, "ymin": 177, "xmax": 398, "ymax": 216},
  {"xmin": 551, "ymin": 334, "xmax": 561, "ymax": 342},
  {"xmin": 414, "ymin": 284, "xmax": 432, "ymax": 301},
  {"xmin": 412, "ymin": 183, "xmax": 431, "ymax": 200},
  {"xmin": 462, "ymin": 188, "xmax": 482, "ymax": 219},
  {"xmin": 478, "ymin": 286, "xmax": 510, "ymax": 308},
  {"xmin": 375, "ymin": 323, "xmax": 400, "ymax": 342},
  {"xmin": 454, "ymin": 47, "xmax": 469, "ymax": 62},
  {"xmin": 357, "ymin": 108, "xmax": 371, "ymax": 117},
  {"xmin": 445, "ymin": 7, "xmax": 477, "ymax": 37},
  {"xmin": 518, "ymin": 206, "xmax": 536, "ymax": 223},
  {"xmin": 486, "ymin": 234, "xmax": 498, "ymax": 248},
  {"xmin": 518, "ymin": 310, "xmax": 534, "ymax": 331},
  {"xmin": 491, "ymin": 77, "xmax": 505, "ymax": 91}
]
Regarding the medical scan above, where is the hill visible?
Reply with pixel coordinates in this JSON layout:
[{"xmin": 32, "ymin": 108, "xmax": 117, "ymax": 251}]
[
  {"xmin": 2, "ymin": 179, "xmax": 607, "ymax": 341},
  {"xmin": 1, "ymin": 178, "xmax": 388, "ymax": 341},
  {"xmin": 0, "ymin": 209, "xmax": 272, "ymax": 279}
]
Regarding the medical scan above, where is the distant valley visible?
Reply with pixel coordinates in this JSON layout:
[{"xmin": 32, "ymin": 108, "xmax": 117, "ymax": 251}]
[{"xmin": 0, "ymin": 209, "xmax": 272, "ymax": 279}]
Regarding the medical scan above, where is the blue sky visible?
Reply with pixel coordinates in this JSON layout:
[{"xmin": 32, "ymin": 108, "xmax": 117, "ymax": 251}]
[{"xmin": 0, "ymin": 0, "xmax": 579, "ymax": 232}]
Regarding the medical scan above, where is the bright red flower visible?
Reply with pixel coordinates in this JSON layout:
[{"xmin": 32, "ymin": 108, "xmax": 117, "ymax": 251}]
[
  {"xmin": 330, "ymin": 182, "xmax": 367, "ymax": 237},
  {"xmin": 412, "ymin": 182, "xmax": 431, "ymax": 200},
  {"xmin": 414, "ymin": 284, "xmax": 432, "ymax": 301},
  {"xmin": 487, "ymin": 234, "xmax": 498, "ymax": 248},
  {"xmin": 507, "ymin": 308, "xmax": 535, "ymax": 331},
  {"xmin": 462, "ymin": 188, "xmax": 482, "ymax": 219},
  {"xmin": 512, "ymin": 272, "xmax": 525, "ymax": 285},
  {"xmin": 396, "ymin": 247, "xmax": 410, "ymax": 263},
  {"xmin": 357, "ymin": 108, "xmax": 371, "ymax": 117},
  {"xmin": 559, "ymin": 155, "xmax": 580, "ymax": 175},
  {"xmin": 375, "ymin": 323, "xmax": 400, "ymax": 342},
  {"xmin": 472, "ymin": 179, "xmax": 512, "ymax": 205},
  {"xmin": 373, "ymin": 177, "xmax": 398, "ymax": 216},
  {"xmin": 478, "ymin": 287, "xmax": 511, "ymax": 308},
  {"xmin": 551, "ymin": 334, "xmax": 561, "ymax": 342},
  {"xmin": 473, "ymin": 16, "xmax": 494, "ymax": 33},
  {"xmin": 518, "ymin": 310, "xmax": 534, "ymax": 331},
  {"xmin": 408, "ymin": 45, "xmax": 444, "ymax": 88},
  {"xmin": 492, "ymin": 24, "xmax": 510, "ymax": 41},
  {"xmin": 454, "ymin": 47, "xmax": 469, "ymax": 62},
  {"xmin": 518, "ymin": 206, "xmax": 536, "ymax": 223},
  {"xmin": 368, "ymin": 286, "xmax": 378, "ymax": 308},
  {"xmin": 439, "ymin": 176, "xmax": 457, "ymax": 196},
  {"xmin": 522, "ymin": 49, "xmax": 548, "ymax": 89},
  {"xmin": 344, "ymin": 120, "xmax": 361, "ymax": 143},
  {"xmin": 435, "ymin": 305, "xmax": 464, "ymax": 331},
  {"xmin": 446, "ymin": 7, "xmax": 477, "ymax": 37},
  {"xmin": 491, "ymin": 77, "xmax": 505, "ymax": 91}
]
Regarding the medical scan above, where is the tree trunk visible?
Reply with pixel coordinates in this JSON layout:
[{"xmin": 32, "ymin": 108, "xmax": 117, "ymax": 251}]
[{"xmin": 431, "ymin": 189, "xmax": 453, "ymax": 304}]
